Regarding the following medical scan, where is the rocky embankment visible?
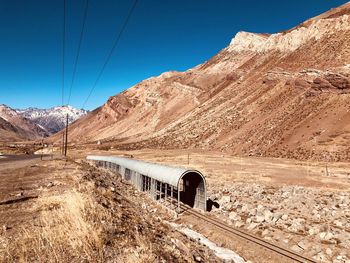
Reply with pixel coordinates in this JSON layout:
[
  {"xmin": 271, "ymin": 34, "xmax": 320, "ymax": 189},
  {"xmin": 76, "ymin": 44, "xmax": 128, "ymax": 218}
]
[{"xmin": 209, "ymin": 184, "xmax": 350, "ymax": 263}]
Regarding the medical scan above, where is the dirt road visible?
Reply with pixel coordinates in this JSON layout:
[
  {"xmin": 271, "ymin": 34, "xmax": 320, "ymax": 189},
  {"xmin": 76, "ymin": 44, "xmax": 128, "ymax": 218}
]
[{"xmin": 0, "ymin": 154, "xmax": 52, "ymax": 172}]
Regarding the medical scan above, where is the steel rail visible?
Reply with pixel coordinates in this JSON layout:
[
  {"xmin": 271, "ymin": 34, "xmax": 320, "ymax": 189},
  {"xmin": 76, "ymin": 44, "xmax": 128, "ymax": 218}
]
[{"xmin": 180, "ymin": 204, "xmax": 318, "ymax": 263}]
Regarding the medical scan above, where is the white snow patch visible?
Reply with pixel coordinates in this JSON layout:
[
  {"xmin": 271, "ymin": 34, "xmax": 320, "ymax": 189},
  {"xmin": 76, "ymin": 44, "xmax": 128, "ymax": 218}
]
[
  {"xmin": 169, "ymin": 222, "xmax": 246, "ymax": 263},
  {"xmin": 16, "ymin": 105, "xmax": 88, "ymax": 133}
]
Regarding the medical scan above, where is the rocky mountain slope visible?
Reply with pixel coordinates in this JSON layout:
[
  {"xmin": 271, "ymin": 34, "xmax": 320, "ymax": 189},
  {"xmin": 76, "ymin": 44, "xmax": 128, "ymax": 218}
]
[
  {"xmin": 58, "ymin": 2, "xmax": 350, "ymax": 161},
  {"xmin": 17, "ymin": 105, "xmax": 87, "ymax": 134},
  {"xmin": 0, "ymin": 104, "xmax": 48, "ymax": 142}
]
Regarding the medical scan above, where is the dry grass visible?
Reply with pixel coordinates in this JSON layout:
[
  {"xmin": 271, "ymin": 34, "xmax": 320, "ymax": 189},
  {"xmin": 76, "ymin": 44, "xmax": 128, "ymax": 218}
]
[
  {"xmin": 0, "ymin": 162, "xmax": 219, "ymax": 263},
  {"xmin": 0, "ymin": 172, "xmax": 147, "ymax": 263},
  {"xmin": 1, "ymin": 188, "xmax": 108, "ymax": 263}
]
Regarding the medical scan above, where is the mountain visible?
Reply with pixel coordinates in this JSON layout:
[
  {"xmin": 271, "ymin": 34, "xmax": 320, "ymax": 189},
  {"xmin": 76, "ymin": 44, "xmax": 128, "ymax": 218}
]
[
  {"xmin": 0, "ymin": 104, "xmax": 48, "ymax": 142},
  {"xmin": 17, "ymin": 105, "xmax": 88, "ymax": 134},
  {"xmin": 55, "ymin": 2, "xmax": 350, "ymax": 161}
]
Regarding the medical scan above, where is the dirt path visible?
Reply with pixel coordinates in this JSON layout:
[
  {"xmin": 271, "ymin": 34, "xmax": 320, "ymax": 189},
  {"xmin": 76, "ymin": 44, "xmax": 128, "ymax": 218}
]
[{"xmin": 0, "ymin": 154, "xmax": 52, "ymax": 172}]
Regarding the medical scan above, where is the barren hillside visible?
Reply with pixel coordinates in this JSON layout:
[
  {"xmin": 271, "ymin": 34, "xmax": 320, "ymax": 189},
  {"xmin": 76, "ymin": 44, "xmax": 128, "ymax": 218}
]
[
  {"xmin": 57, "ymin": 2, "xmax": 350, "ymax": 161},
  {"xmin": 0, "ymin": 105, "xmax": 47, "ymax": 142}
]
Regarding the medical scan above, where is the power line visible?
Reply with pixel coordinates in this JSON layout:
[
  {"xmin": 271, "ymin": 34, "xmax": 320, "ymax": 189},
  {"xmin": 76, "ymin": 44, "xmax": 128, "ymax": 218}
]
[
  {"xmin": 67, "ymin": 0, "xmax": 89, "ymax": 105},
  {"xmin": 81, "ymin": 0, "xmax": 139, "ymax": 109},
  {"xmin": 62, "ymin": 0, "xmax": 66, "ymax": 106},
  {"xmin": 61, "ymin": 0, "xmax": 66, "ymax": 155}
]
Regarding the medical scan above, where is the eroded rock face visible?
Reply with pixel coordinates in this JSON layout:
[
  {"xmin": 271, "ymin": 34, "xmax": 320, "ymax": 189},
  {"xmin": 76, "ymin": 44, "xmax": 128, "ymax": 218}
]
[
  {"xmin": 312, "ymin": 74, "xmax": 350, "ymax": 90},
  {"xmin": 103, "ymin": 94, "xmax": 133, "ymax": 121},
  {"xmin": 293, "ymin": 79, "xmax": 310, "ymax": 89},
  {"xmin": 325, "ymin": 74, "xmax": 350, "ymax": 89},
  {"xmin": 312, "ymin": 77, "xmax": 333, "ymax": 89},
  {"xmin": 228, "ymin": 14, "xmax": 350, "ymax": 53}
]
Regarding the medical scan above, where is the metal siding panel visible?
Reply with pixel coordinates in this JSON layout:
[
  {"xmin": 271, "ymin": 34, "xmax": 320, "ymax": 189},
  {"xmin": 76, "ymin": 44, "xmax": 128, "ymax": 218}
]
[
  {"xmin": 87, "ymin": 155, "xmax": 207, "ymax": 211},
  {"xmin": 87, "ymin": 155, "xmax": 188, "ymax": 186}
]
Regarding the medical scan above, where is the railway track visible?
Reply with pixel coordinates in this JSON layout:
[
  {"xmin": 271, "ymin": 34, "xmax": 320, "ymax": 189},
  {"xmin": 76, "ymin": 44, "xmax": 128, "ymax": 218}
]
[{"xmin": 179, "ymin": 204, "xmax": 318, "ymax": 263}]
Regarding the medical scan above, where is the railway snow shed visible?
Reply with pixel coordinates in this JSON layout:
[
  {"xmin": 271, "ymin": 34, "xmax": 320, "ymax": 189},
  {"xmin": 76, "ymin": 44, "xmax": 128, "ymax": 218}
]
[{"xmin": 87, "ymin": 155, "xmax": 207, "ymax": 211}]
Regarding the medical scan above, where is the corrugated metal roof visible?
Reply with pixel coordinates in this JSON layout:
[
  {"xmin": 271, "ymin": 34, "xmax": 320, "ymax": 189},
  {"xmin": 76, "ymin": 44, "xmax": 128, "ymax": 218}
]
[{"xmin": 86, "ymin": 155, "xmax": 204, "ymax": 187}]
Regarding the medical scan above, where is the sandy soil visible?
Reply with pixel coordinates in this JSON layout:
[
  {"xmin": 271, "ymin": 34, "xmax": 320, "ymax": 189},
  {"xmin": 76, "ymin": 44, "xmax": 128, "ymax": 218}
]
[
  {"xmin": 80, "ymin": 148, "xmax": 350, "ymax": 190},
  {"xmin": 0, "ymin": 154, "xmax": 51, "ymax": 172}
]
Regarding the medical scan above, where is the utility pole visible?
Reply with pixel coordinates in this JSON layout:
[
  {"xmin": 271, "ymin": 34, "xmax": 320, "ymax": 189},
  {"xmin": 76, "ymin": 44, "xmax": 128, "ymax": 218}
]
[
  {"xmin": 62, "ymin": 130, "xmax": 65, "ymax": 155},
  {"xmin": 51, "ymin": 143, "xmax": 53, "ymax": 160},
  {"xmin": 40, "ymin": 138, "xmax": 43, "ymax": 160},
  {"xmin": 64, "ymin": 113, "xmax": 68, "ymax": 156}
]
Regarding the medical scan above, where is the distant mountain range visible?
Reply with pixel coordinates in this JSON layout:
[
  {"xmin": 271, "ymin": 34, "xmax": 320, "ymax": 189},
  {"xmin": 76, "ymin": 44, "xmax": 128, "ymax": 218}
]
[
  {"xmin": 0, "ymin": 104, "xmax": 87, "ymax": 142},
  {"xmin": 17, "ymin": 105, "xmax": 87, "ymax": 134}
]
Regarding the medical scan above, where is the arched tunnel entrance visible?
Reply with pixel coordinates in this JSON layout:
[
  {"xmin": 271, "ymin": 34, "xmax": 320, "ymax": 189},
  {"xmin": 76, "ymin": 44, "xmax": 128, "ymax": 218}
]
[
  {"xmin": 88, "ymin": 155, "xmax": 208, "ymax": 211},
  {"xmin": 179, "ymin": 172, "xmax": 206, "ymax": 211}
]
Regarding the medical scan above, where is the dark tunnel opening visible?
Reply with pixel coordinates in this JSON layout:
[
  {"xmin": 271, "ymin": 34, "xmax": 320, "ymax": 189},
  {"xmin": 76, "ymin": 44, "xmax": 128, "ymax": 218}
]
[{"xmin": 179, "ymin": 172, "xmax": 206, "ymax": 210}]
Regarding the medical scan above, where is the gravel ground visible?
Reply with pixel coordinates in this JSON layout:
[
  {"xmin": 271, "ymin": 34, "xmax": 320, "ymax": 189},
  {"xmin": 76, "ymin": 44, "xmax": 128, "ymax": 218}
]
[{"xmin": 209, "ymin": 183, "xmax": 350, "ymax": 263}]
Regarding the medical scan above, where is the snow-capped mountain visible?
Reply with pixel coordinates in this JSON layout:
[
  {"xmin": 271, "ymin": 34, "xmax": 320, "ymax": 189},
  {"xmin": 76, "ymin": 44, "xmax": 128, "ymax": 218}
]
[{"xmin": 17, "ymin": 105, "xmax": 88, "ymax": 134}]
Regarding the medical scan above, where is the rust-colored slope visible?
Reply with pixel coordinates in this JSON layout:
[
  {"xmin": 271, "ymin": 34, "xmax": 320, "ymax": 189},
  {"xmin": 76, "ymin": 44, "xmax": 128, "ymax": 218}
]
[
  {"xmin": 62, "ymin": 2, "xmax": 350, "ymax": 161},
  {"xmin": 0, "ymin": 105, "xmax": 47, "ymax": 142},
  {"xmin": 0, "ymin": 117, "xmax": 24, "ymax": 142}
]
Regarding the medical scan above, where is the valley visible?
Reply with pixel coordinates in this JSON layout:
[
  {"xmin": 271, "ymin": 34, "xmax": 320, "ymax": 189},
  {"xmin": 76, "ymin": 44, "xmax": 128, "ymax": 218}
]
[{"xmin": 1, "ymin": 1, "xmax": 350, "ymax": 263}]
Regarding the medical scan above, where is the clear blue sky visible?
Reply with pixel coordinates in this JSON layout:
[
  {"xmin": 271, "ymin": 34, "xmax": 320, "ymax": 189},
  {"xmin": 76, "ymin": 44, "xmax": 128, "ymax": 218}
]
[{"xmin": 0, "ymin": 0, "xmax": 348, "ymax": 110}]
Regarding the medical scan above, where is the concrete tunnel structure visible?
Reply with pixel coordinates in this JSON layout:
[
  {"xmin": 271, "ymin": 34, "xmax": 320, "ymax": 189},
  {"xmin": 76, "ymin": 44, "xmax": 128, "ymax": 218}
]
[{"xmin": 86, "ymin": 155, "xmax": 207, "ymax": 211}]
